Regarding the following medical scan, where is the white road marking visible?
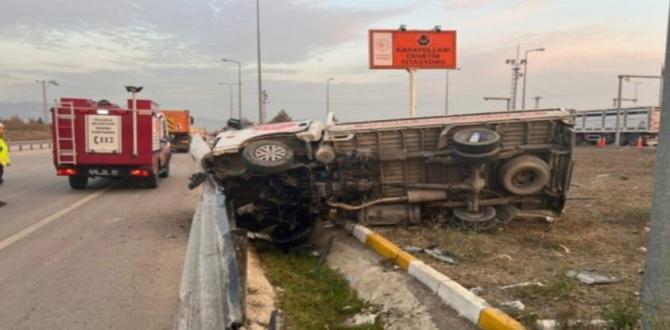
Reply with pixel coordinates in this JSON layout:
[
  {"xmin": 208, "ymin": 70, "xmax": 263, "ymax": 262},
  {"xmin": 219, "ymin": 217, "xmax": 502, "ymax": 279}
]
[{"xmin": 0, "ymin": 189, "xmax": 108, "ymax": 252}]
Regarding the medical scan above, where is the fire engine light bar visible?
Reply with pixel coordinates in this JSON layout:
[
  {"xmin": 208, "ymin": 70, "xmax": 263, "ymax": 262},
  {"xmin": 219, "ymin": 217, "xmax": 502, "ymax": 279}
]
[
  {"xmin": 96, "ymin": 109, "xmax": 109, "ymax": 115},
  {"xmin": 57, "ymin": 168, "xmax": 78, "ymax": 176},
  {"xmin": 130, "ymin": 169, "xmax": 151, "ymax": 177}
]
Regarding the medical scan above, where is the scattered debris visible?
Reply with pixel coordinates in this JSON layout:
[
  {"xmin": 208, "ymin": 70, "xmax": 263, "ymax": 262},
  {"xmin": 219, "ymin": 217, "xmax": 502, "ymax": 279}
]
[
  {"xmin": 638, "ymin": 246, "xmax": 648, "ymax": 253},
  {"xmin": 470, "ymin": 286, "xmax": 483, "ymax": 296},
  {"xmin": 403, "ymin": 245, "xmax": 460, "ymax": 265},
  {"xmin": 499, "ymin": 281, "xmax": 545, "ymax": 290},
  {"xmin": 559, "ymin": 244, "xmax": 571, "ymax": 254},
  {"xmin": 536, "ymin": 319, "xmax": 607, "ymax": 330},
  {"xmin": 499, "ymin": 300, "xmax": 525, "ymax": 317},
  {"xmin": 345, "ymin": 312, "xmax": 378, "ymax": 326},
  {"xmin": 566, "ymin": 270, "xmax": 618, "ymax": 285},
  {"xmin": 494, "ymin": 253, "xmax": 513, "ymax": 262},
  {"xmin": 591, "ymin": 173, "xmax": 611, "ymax": 183},
  {"xmin": 165, "ymin": 234, "xmax": 176, "ymax": 239},
  {"xmin": 570, "ymin": 182, "xmax": 589, "ymax": 189}
]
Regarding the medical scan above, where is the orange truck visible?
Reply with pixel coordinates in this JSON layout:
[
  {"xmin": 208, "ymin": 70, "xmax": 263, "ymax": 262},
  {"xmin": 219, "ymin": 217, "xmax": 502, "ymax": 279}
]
[{"xmin": 162, "ymin": 109, "xmax": 193, "ymax": 152}]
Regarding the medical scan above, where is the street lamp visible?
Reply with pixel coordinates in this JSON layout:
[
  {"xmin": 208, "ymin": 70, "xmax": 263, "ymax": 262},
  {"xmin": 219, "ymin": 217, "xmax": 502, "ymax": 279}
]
[
  {"xmin": 521, "ymin": 47, "xmax": 545, "ymax": 110},
  {"xmin": 222, "ymin": 58, "xmax": 242, "ymax": 120},
  {"xmin": 445, "ymin": 67, "xmax": 461, "ymax": 115},
  {"xmin": 326, "ymin": 77, "xmax": 334, "ymax": 115},
  {"xmin": 614, "ymin": 74, "xmax": 662, "ymax": 145},
  {"xmin": 483, "ymin": 96, "xmax": 511, "ymax": 111},
  {"xmin": 255, "ymin": 0, "xmax": 264, "ymax": 123},
  {"xmin": 36, "ymin": 80, "xmax": 58, "ymax": 123},
  {"xmin": 219, "ymin": 82, "xmax": 236, "ymax": 119},
  {"xmin": 626, "ymin": 79, "xmax": 643, "ymax": 105}
]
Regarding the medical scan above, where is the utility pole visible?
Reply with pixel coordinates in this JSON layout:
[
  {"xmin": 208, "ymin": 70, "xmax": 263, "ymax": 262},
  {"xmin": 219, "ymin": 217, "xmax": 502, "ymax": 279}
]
[
  {"xmin": 505, "ymin": 44, "xmax": 523, "ymax": 110},
  {"xmin": 533, "ymin": 96, "xmax": 542, "ymax": 109},
  {"xmin": 36, "ymin": 80, "xmax": 58, "ymax": 123},
  {"xmin": 255, "ymin": 0, "xmax": 264, "ymax": 124},
  {"xmin": 641, "ymin": 5, "xmax": 670, "ymax": 328}
]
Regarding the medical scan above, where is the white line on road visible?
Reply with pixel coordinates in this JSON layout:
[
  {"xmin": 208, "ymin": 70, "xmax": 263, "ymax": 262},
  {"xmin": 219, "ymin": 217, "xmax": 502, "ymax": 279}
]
[{"xmin": 0, "ymin": 188, "xmax": 108, "ymax": 252}]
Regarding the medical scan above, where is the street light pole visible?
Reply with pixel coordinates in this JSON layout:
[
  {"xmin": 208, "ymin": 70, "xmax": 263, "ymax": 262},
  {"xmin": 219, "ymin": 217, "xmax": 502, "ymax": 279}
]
[
  {"xmin": 505, "ymin": 44, "xmax": 522, "ymax": 110},
  {"xmin": 255, "ymin": 0, "xmax": 264, "ymax": 124},
  {"xmin": 483, "ymin": 96, "xmax": 511, "ymax": 111},
  {"xmin": 219, "ymin": 83, "xmax": 236, "ymax": 119},
  {"xmin": 641, "ymin": 5, "xmax": 670, "ymax": 327},
  {"xmin": 222, "ymin": 58, "xmax": 243, "ymax": 120},
  {"xmin": 326, "ymin": 77, "xmax": 334, "ymax": 115},
  {"xmin": 36, "ymin": 80, "xmax": 58, "ymax": 123},
  {"xmin": 521, "ymin": 47, "xmax": 546, "ymax": 110},
  {"xmin": 615, "ymin": 74, "xmax": 662, "ymax": 146}
]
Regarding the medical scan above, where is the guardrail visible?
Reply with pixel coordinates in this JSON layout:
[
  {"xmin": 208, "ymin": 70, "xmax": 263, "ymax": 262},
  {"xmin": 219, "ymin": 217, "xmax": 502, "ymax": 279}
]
[
  {"xmin": 176, "ymin": 135, "xmax": 246, "ymax": 330},
  {"xmin": 7, "ymin": 139, "xmax": 52, "ymax": 152}
]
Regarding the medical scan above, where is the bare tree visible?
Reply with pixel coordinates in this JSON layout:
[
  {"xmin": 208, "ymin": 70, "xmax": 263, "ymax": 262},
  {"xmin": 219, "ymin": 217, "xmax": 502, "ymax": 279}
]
[{"xmin": 270, "ymin": 109, "xmax": 292, "ymax": 123}]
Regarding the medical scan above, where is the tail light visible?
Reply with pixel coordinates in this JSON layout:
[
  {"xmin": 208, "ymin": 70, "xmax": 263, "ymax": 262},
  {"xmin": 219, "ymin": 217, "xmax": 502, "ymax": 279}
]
[
  {"xmin": 57, "ymin": 168, "xmax": 78, "ymax": 176},
  {"xmin": 130, "ymin": 169, "xmax": 151, "ymax": 177}
]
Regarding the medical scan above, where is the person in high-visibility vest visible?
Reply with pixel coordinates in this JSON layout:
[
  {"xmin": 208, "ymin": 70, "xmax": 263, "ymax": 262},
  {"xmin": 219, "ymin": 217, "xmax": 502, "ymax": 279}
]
[{"xmin": 0, "ymin": 122, "xmax": 10, "ymax": 207}]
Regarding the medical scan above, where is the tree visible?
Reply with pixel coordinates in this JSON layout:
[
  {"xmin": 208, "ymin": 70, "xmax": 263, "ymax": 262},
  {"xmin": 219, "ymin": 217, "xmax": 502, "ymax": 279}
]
[{"xmin": 270, "ymin": 109, "xmax": 292, "ymax": 123}]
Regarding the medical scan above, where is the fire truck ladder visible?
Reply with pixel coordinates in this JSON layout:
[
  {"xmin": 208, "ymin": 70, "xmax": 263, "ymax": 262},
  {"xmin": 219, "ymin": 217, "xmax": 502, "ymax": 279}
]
[{"xmin": 54, "ymin": 101, "xmax": 77, "ymax": 166}]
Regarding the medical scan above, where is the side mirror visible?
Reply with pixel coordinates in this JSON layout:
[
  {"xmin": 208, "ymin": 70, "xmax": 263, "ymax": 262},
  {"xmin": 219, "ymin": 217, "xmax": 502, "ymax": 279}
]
[{"xmin": 190, "ymin": 116, "xmax": 194, "ymax": 125}]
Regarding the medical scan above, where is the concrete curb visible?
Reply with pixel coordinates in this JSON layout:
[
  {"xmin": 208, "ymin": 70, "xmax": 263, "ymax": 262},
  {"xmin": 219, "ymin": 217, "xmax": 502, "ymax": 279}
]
[{"xmin": 343, "ymin": 222, "xmax": 526, "ymax": 330}]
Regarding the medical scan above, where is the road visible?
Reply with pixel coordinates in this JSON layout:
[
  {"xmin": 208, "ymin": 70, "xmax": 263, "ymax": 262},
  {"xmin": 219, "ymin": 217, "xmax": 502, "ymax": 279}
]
[{"xmin": 0, "ymin": 150, "xmax": 200, "ymax": 330}]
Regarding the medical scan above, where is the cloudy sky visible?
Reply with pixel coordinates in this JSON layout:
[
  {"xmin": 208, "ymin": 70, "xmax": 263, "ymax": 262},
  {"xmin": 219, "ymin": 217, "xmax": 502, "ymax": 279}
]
[{"xmin": 0, "ymin": 0, "xmax": 667, "ymax": 124}]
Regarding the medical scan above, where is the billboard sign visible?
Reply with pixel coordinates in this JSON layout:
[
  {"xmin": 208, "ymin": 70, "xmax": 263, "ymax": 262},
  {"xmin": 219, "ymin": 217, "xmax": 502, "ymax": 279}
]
[{"xmin": 369, "ymin": 29, "xmax": 457, "ymax": 69}]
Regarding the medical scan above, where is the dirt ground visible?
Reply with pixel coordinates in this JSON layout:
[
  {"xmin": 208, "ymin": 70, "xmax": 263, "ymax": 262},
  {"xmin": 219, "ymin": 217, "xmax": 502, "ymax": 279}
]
[{"xmin": 380, "ymin": 147, "xmax": 654, "ymax": 325}]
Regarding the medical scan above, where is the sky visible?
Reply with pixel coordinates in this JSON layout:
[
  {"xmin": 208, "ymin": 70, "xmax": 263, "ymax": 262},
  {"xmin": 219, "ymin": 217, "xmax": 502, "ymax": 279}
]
[{"xmin": 0, "ymin": 0, "xmax": 668, "ymax": 126}]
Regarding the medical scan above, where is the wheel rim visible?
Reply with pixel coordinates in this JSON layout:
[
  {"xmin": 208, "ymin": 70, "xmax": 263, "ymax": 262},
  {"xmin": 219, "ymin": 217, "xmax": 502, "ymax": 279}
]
[
  {"xmin": 512, "ymin": 169, "xmax": 537, "ymax": 187},
  {"xmin": 254, "ymin": 144, "xmax": 287, "ymax": 162}
]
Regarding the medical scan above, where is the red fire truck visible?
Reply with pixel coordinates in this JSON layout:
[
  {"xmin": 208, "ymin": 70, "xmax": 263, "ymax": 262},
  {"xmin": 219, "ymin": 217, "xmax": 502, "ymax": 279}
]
[{"xmin": 51, "ymin": 96, "xmax": 172, "ymax": 189}]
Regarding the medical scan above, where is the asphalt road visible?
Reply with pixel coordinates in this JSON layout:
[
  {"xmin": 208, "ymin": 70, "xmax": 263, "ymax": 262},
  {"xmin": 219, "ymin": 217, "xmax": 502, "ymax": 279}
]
[{"xmin": 0, "ymin": 150, "xmax": 200, "ymax": 330}]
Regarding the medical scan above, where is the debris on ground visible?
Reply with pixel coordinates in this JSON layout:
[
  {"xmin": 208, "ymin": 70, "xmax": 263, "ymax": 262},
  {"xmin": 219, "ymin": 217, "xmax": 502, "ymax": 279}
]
[
  {"xmin": 499, "ymin": 300, "xmax": 525, "ymax": 317},
  {"xmin": 470, "ymin": 286, "xmax": 483, "ymax": 296},
  {"xmin": 499, "ymin": 281, "xmax": 545, "ymax": 290},
  {"xmin": 344, "ymin": 311, "xmax": 379, "ymax": 327},
  {"xmin": 404, "ymin": 245, "xmax": 460, "ymax": 265},
  {"xmin": 566, "ymin": 270, "xmax": 619, "ymax": 285},
  {"xmin": 535, "ymin": 319, "xmax": 607, "ymax": 330}
]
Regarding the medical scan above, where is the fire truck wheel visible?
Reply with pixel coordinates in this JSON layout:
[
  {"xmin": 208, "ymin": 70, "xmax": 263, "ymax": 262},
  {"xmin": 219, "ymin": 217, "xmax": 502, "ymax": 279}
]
[
  {"xmin": 146, "ymin": 172, "xmax": 159, "ymax": 189},
  {"xmin": 452, "ymin": 128, "xmax": 501, "ymax": 154},
  {"xmin": 499, "ymin": 155, "xmax": 551, "ymax": 195},
  {"xmin": 242, "ymin": 140, "xmax": 295, "ymax": 174},
  {"xmin": 68, "ymin": 176, "xmax": 88, "ymax": 190}
]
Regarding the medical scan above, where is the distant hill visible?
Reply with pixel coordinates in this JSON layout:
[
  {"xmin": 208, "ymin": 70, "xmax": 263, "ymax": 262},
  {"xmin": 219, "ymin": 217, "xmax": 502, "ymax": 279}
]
[{"xmin": 0, "ymin": 102, "xmax": 44, "ymax": 121}]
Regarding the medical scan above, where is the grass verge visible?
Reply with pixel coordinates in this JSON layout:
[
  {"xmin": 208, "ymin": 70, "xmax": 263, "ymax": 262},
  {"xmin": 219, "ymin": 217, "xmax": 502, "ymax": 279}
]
[{"xmin": 254, "ymin": 242, "xmax": 383, "ymax": 330}]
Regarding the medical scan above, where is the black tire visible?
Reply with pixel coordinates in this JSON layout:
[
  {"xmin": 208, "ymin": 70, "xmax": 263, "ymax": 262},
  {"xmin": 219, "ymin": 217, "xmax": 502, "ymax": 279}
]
[
  {"xmin": 159, "ymin": 162, "xmax": 170, "ymax": 178},
  {"xmin": 145, "ymin": 172, "xmax": 159, "ymax": 189},
  {"xmin": 69, "ymin": 176, "xmax": 88, "ymax": 190},
  {"xmin": 242, "ymin": 140, "xmax": 295, "ymax": 174},
  {"xmin": 453, "ymin": 128, "xmax": 501, "ymax": 154},
  {"xmin": 452, "ymin": 147, "xmax": 500, "ymax": 164},
  {"xmin": 498, "ymin": 155, "xmax": 551, "ymax": 195},
  {"xmin": 271, "ymin": 223, "xmax": 313, "ymax": 248}
]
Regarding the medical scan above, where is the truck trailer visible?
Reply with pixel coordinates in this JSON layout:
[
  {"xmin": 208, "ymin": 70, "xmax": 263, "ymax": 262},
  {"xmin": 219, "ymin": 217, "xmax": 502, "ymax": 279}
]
[
  {"xmin": 51, "ymin": 97, "xmax": 172, "ymax": 189},
  {"xmin": 162, "ymin": 109, "xmax": 192, "ymax": 152},
  {"xmin": 573, "ymin": 106, "xmax": 660, "ymax": 146}
]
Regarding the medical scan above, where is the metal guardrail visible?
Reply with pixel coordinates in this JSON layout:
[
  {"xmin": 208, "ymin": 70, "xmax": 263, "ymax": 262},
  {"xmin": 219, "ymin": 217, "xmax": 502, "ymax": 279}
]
[
  {"xmin": 176, "ymin": 135, "xmax": 246, "ymax": 330},
  {"xmin": 7, "ymin": 139, "xmax": 52, "ymax": 152}
]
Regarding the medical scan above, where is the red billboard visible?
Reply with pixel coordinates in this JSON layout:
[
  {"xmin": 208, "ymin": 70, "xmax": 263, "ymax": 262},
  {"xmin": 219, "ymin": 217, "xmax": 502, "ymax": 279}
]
[{"xmin": 369, "ymin": 30, "xmax": 457, "ymax": 69}]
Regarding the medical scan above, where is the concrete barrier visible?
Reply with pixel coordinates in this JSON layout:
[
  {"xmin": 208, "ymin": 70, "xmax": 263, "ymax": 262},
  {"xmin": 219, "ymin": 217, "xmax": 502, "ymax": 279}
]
[
  {"xmin": 7, "ymin": 140, "xmax": 52, "ymax": 152},
  {"xmin": 343, "ymin": 222, "xmax": 526, "ymax": 330}
]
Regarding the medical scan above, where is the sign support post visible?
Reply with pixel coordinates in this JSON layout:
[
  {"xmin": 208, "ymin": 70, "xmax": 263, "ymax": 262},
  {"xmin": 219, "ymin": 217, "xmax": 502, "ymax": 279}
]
[{"xmin": 408, "ymin": 68, "xmax": 417, "ymax": 117}]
